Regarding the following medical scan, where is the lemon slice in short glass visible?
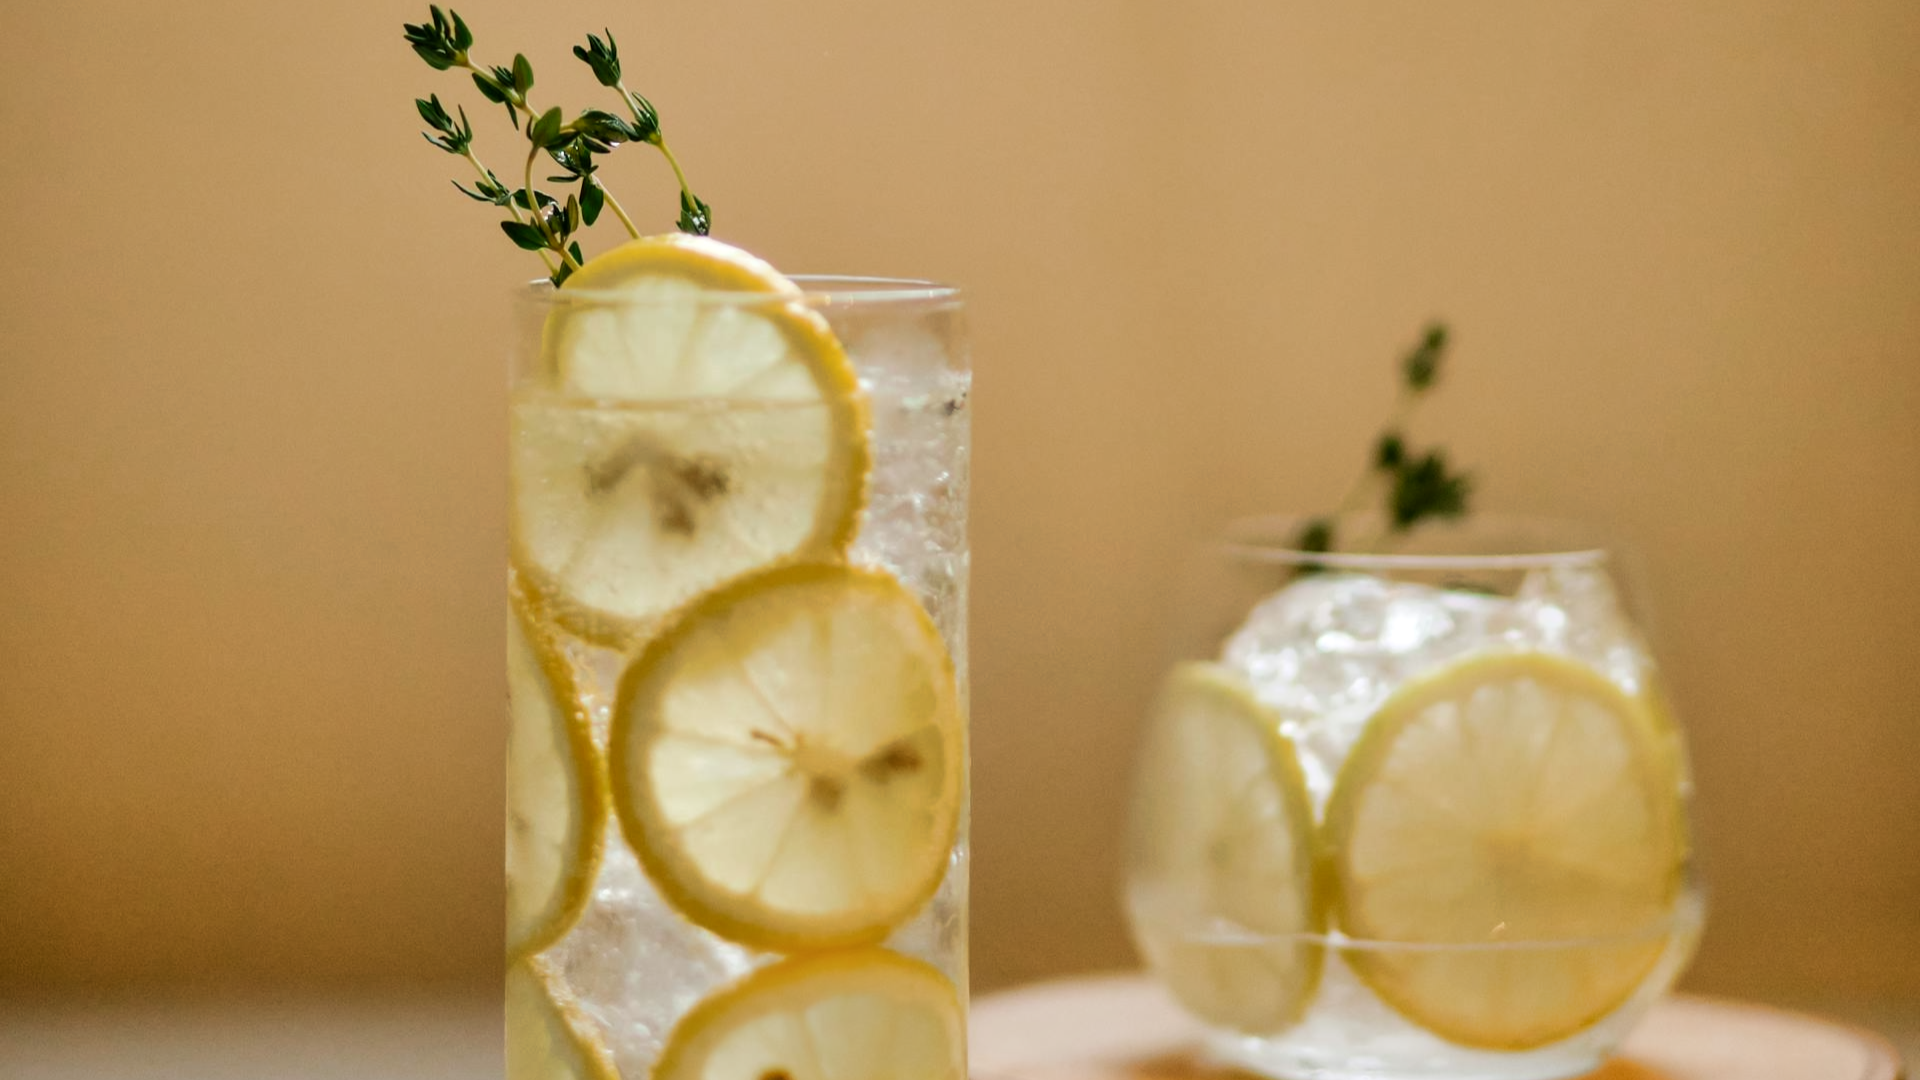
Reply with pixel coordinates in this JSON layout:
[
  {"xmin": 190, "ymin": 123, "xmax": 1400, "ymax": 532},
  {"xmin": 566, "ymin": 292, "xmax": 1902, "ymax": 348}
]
[
  {"xmin": 511, "ymin": 234, "xmax": 869, "ymax": 649},
  {"xmin": 506, "ymin": 582, "xmax": 606, "ymax": 961},
  {"xmin": 652, "ymin": 949, "xmax": 963, "ymax": 1080},
  {"xmin": 1125, "ymin": 662, "xmax": 1322, "ymax": 1034},
  {"xmin": 609, "ymin": 563, "xmax": 962, "ymax": 952},
  {"xmin": 1324, "ymin": 651, "xmax": 1687, "ymax": 1050},
  {"xmin": 506, "ymin": 958, "xmax": 619, "ymax": 1080}
]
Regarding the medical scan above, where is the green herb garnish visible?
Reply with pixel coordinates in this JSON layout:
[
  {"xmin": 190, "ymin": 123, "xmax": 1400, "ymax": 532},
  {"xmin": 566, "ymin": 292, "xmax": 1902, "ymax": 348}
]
[
  {"xmin": 1297, "ymin": 322, "xmax": 1473, "ymax": 557},
  {"xmin": 402, "ymin": 7, "xmax": 711, "ymax": 285}
]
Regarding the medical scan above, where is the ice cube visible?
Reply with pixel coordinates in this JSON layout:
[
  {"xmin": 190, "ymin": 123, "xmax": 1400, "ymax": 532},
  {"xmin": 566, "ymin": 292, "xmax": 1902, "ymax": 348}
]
[
  {"xmin": 1219, "ymin": 574, "xmax": 1505, "ymax": 805},
  {"xmin": 851, "ymin": 352, "xmax": 970, "ymax": 647},
  {"xmin": 1219, "ymin": 567, "xmax": 1654, "ymax": 807},
  {"xmin": 1497, "ymin": 562, "xmax": 1650, "ymax": 694},
  {"xmin": 884, "ymin": 836, "xmax": 970, "ymax": 990},
  {"xmin": 546, "ymin": 841, "xmax": 756, "ymax": 1077},
  {"xmin": 557, "ymin": 637, "xmax": 627, "ymax": 746}
]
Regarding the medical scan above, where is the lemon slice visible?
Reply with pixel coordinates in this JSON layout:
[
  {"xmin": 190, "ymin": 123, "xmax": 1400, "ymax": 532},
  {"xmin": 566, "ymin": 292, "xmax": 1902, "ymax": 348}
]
[
  {"xmin": 507, "ymin": 582, "xmax": 606, "ymax": 961},
  {"xmin": 511, "ymin": 234, "xmax": 869, "ymax": 648},
  {"xmin": 1324, "ymin": 651, "xmax": 1687, "ymax": 1050},
  {"xmin": 1124, "ymin": 662, "xmax": 1322, "ymax": 1034},
  {"xmin": 609, "ymin": 562, "xmax": 962, "ymax": 951},
  {"xmin": 506, "ymin": 958, "xmax": 619, "ymax": 1080},
  {"xmin": 652, "ymin": 950, "xmax": 963, "ymax": 1080}
]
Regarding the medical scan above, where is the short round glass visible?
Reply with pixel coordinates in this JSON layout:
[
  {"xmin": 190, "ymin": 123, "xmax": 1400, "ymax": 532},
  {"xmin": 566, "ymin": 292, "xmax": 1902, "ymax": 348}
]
[{"xmin": 1123, "ymin": 515, "xmax": 1704, "ymax": 1080}]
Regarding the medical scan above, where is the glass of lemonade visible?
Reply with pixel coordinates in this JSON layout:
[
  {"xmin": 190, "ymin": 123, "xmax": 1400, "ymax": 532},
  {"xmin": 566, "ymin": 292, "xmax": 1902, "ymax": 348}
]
[
  {"xmin": 1124, "ymin": 515, "xmax": 1702, "ymax": 1080},
  {"xmin": 504, "ymin": 237, "xmax": 969, "ymax": 1080}
]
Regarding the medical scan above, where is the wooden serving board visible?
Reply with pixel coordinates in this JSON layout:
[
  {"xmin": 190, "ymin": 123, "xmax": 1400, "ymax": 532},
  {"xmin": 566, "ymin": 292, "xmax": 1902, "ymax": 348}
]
[{"xmin": 970, "ymin": 974, "xmax": 1904, "ymax": 1080}]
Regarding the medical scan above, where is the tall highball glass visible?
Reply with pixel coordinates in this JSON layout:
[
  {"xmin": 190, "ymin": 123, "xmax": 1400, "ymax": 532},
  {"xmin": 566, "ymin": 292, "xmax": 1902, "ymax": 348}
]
[{"xmin": 506, "ymin": 273, "xmax": 970, "ymax": 1079}]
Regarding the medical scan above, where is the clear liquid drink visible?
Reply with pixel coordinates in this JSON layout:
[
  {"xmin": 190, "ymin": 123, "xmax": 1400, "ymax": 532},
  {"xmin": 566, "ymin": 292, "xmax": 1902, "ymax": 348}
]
[
  {"xmin": 504, "ymin": 239, "xmax": 969, "ymax": 1080},
  {"xmin": 1126, "ymin": 517, "xmax": 1702, "ymax": 1080}
]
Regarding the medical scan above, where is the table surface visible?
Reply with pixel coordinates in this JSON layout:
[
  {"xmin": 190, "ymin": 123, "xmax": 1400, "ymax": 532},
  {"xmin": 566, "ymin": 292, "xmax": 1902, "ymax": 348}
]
[
  {"xmin": 0, "ymin": 995, "xmax": 502, "ymax": 1080},
  {"xmin": 971, "ymin": 974, "xmax": 1907, "ymax": 1080},
  {"xmin": 0, "ymin": 978, "xmax": 1908, "ymax": 1079}
]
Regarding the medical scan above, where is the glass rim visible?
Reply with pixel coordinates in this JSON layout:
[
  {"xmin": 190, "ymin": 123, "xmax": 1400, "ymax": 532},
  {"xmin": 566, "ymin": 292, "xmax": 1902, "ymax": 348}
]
[
  {"xmin": 1217, "ymin": 512, "xmax": 1619, "ymax": 572},
  {"xmin": 518, "ymin": 273, "xmax": 964, "ymax": 308}
]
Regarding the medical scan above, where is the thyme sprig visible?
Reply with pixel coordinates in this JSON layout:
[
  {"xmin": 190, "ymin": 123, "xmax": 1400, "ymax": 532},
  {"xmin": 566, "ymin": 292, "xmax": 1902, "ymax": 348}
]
[
  {"xmin": 402, "ymin": 7, "xmax": 713, "ymax": 285},
  {"xmin": 418, "ymin": 93, "xmax": 559, "ymax": 277},
  {"xmin": 574, "ymin": 31, "xmax": 711, "ymax": 235},
  {"xmin": 1297, "ymin": 322, "xmax": 1474, "ymax": 557}
]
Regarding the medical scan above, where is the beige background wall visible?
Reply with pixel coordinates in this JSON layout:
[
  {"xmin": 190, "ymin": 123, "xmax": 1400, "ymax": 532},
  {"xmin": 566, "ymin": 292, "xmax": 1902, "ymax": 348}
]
[{"xmin": 2, "ymin": 1, "xmax": 1915, "ymax": 998}]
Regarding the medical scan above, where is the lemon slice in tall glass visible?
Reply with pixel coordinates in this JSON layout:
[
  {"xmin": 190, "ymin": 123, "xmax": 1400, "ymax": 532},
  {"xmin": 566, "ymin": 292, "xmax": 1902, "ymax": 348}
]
[
  {"xmin": 511, "ymin": 235, "xmax": 869, "ymax": 649},
  {"xmin": 1324, "ymin": 652, "xmax": 1687, "ymax": 1050},
  {"xmin": 653, "ymin": 950, "xmax": 962, "ymax": 1080},
  {"xmin": 506, "ymin": 580, "xmax": 605, "ymax": 961},
  {"xmin": 609, "ymin": 563, "xmax": 963, "ymax": 951}
]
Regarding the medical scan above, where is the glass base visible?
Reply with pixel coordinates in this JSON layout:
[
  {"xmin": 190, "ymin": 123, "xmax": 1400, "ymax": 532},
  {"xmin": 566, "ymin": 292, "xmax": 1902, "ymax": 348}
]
[
  {"xmin": 1210, "ymin": 1034, "xmax": 1603, "ymax": 1080},
  {"xmin": 1189, "ymin": 934, "xmax": 1701, "ymax": 1080}
]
